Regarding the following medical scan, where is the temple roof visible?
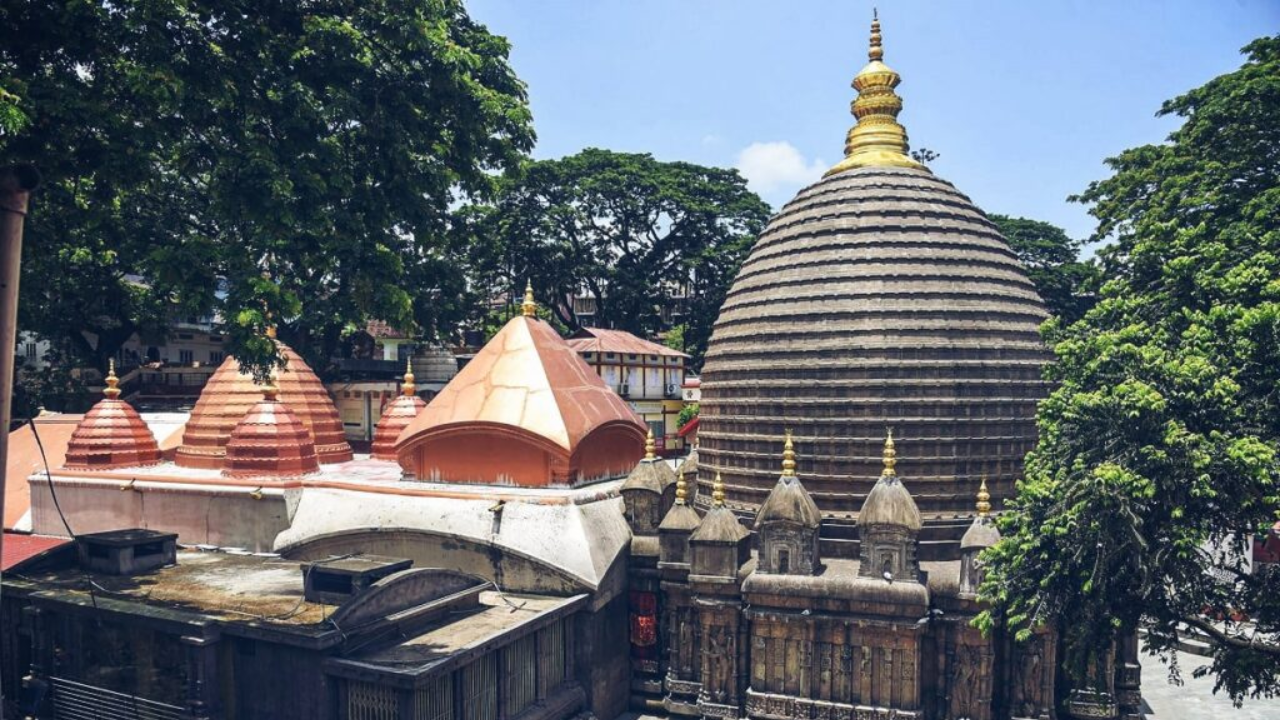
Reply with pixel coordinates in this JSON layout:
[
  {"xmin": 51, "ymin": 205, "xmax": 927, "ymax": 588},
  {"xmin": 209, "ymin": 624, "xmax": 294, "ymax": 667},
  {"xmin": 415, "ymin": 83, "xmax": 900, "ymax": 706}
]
[
  {"xmin": 64, "ymin": 363, "xmax": 162, "ymax": 471},
  {"xmin": 622, "ymin": 430, "xmax": 676, "ymax": 495},
  {"xmin": 222, "ymin": 384, "xmax": 320, "ymax": 478},
  {"xmin": 176, "ymin": 339, "xmax": 351, "ymax": 469},
  {"xmin": 397, "ymin": 315, "xmax": 643, "ymax": 453},
  {"xmin": 371, "ymin": 360, "xmax": 427, "ymax": 461},
  {"xmin": 860, "ymin": 433, "xmax": 923, "ymax": 531},
  {"xmin": 755, "ymin": 432, "xmax": 821, "ymax": 529}
]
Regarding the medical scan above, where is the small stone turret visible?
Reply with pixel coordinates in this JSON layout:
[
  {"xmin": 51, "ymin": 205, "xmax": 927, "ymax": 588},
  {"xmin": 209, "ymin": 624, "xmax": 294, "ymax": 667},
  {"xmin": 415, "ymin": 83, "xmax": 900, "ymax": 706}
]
[
  {"xmin": 621, "ymin": 429, "xmax": 670, "ymax": 538},
  {"xmin": 659, "ymin": 470, "xmax": 701, "ymax": 568},
  {"xmin": 858, "ymin": 429, "xmax": 923, "ymax": 583},
  {"xmin": 689, "ymin": 473, "xmax": 750, "ymax": 581},
  {"xmin": 960, "ymin": 477, "xmax": 1000, "ymax": 595},
  {"xmin": 754, "ymin": 431, "xmax": 821, "ymax": 575}
]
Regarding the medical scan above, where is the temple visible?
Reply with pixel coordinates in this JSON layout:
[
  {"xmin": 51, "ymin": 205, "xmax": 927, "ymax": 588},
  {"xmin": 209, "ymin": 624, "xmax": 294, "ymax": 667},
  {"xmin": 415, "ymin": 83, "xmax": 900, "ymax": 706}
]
[{"xmin": 0, "ymin": 14, "xmax": 1141, "ymax": 720}]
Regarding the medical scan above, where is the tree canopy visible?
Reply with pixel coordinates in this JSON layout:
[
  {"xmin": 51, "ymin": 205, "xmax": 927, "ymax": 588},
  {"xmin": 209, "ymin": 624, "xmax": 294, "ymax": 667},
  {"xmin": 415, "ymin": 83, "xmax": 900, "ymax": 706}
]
[
  {"xmin": 991, "ymin": 214, "xmax": 1100, "ymax": 325},
  {"xmin": 979, "ymin": 36, "xmax": 1280, "ymax": 703},
  {"xmin": 1, "ymin": 0, "xmax": 533, "ymax": 383},
  {"xmin": 469, "ymin": 148, "xmax": 771, "ymax": 370}
]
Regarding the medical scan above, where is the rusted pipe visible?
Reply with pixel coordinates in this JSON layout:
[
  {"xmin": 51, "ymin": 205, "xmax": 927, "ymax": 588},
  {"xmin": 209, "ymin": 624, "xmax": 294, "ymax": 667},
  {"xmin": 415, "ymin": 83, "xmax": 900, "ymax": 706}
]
[{"xmin": 0, "ymin": 164, "xmax": 41, "ymax": 559}]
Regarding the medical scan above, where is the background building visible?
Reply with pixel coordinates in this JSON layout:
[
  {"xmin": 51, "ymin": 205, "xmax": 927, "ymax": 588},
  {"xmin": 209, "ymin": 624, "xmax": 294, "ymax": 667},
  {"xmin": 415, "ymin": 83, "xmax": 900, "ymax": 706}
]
[{"xmin": 567, "ymin": 327, "xmax": 689, "ymax": 454}]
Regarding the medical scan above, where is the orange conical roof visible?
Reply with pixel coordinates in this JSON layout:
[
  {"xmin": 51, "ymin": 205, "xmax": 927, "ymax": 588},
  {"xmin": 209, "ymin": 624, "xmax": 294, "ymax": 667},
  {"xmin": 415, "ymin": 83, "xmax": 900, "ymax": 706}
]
[
  {"xmin": 371, "ymin": 359, "xmax": 427, "ymax": 461},
  {"xmin": 64, "ymin": 362, "xmax": 163, "ymax": 470},
  {"xmin": 175, "ymin": 341, "xmax": 352, "ymax": 469},
  {"xmin": 398, "ymin": 314, "xmax": 644, "ymax": 456},
  {"xmin": 222, "ymin": 383, "xmax": 320, "ymax": 478}
]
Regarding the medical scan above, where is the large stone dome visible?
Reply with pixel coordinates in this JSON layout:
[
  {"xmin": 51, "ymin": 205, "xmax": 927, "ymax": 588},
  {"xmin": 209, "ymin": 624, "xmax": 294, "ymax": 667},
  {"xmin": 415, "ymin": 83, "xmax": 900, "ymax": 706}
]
[
  {"xmin": 698, "ymin": 163, "xmax": 1049, "ymax": 530},
  {"xmin": 698, "ymin": 163, "xmax": 1049, "ymax": 526}
]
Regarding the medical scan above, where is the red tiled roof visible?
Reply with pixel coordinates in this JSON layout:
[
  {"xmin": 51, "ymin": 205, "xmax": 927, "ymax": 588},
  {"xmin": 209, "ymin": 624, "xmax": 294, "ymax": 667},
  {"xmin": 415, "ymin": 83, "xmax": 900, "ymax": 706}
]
[
  {"xmin": 567, "ymin": 328, "xmax": 689, "ymax": 359},
  {"xmin": 2, "ymin": 532, "xmax": 69, "ymax": 571},
  {"xmin": 677, "ymin": 416, "xmax": 700, "ymax": 438}
]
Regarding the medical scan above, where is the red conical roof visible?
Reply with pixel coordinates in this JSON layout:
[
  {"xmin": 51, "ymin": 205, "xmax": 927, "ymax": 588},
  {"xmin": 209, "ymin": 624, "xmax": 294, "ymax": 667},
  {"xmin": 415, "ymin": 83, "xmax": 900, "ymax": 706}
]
[
  {"xmin": 222, "ymin": 385, "xmax": 320, "ymax": 478},
  {"xmin": 371, "ymin": 360, "xmax": 426, "ymax": 461},
  {"xmin": 175, "ymin": 339, "xmax": 351, "ymax": 469},
  {"xmin": 64, "ymin": 363, "xmax": 162, "ymax": 470}
]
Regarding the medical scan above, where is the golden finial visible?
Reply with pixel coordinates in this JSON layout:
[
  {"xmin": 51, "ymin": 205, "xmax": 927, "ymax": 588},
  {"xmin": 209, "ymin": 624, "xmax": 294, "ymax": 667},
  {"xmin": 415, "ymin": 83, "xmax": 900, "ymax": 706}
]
[
  {"xmin": 265, "ymin": 324, "xmax": 277, "ymax": 340},
  {"xmin": 781, "ymin": 429, "xmax": 797, "ymax": 477},
  {"xmin": 103, "ymin": 359, "xmax": 121, "ymax": 399},
  {"xmin": 976, "ymin": 475, "xmax": 991, "ymax": 517},
  {"xmin": 261, "ymin": 368, "xmax": 279, "ymax": 401},
  {"xmin": 712, "ymin": 471, "xmax": 726, "ymax": 507},
  {"xmin": 675, "ymin": 470, "xmax": 688, "ymax": 506},
  {"xmin": 645, "ymin": 427, "xmax": 656, "ymax": 460},
  {"xmin": 881, "ymin": 428, "xmax": 897, "ymax": 477},
  {"xmin": 402, "ymin": 357, "xmax": 416, "ymax": 396},
  {"xmin": 825, "ymin": 12, "xmax": 923, "ymax": 176},
  {"xmin": 521, "ymin": 280, "xmax": 537, "ymax": 317}
]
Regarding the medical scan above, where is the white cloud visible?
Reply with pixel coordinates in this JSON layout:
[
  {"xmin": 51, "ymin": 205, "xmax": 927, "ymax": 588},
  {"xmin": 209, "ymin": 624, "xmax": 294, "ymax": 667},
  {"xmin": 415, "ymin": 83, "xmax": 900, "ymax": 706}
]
[
  {"xmin": 701, "ymin": 134, "xmax": 725, "ymax": 147},
  {"xmin": 735, "ymin": 141, "xmax": 826, "ymax": 198}
]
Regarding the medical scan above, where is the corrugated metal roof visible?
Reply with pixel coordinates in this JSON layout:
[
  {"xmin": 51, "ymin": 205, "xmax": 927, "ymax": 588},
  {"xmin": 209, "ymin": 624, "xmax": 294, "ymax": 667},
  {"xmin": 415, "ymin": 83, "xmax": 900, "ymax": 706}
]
[{"xmin": 566, "ymin": 328, "xmax": 689, "ymax": 358}]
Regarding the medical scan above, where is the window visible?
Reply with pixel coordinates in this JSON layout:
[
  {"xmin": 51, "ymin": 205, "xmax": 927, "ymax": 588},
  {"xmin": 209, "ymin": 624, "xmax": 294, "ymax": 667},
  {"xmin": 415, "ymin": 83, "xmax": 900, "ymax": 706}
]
[
  {"xmin": 179, "ymin": 350, "xmax": 194, "ymax": 365},
  {"xmin": 209, "ymin": 351, "xmax": 223, "ymax": 364},
  {"xmin": 24, "ymin": 343, "xmax": 36, "ymax": 360},
  {"xmin": 776, "ymin": 547, "xmax": 791, "ymax": 574}
]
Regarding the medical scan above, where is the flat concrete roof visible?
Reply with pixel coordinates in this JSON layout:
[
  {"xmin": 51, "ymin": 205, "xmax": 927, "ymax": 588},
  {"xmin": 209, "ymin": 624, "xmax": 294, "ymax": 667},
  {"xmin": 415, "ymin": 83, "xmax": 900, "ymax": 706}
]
[{"xmin": 13, "ymin": 549, "xmax": 330, "ymax": 626}]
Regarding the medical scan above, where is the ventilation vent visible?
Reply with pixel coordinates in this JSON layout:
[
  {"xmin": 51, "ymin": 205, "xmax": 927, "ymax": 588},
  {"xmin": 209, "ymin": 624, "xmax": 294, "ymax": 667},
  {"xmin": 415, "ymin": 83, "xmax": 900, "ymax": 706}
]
[
  {"xmin": 76, "ymin": 529, "xmax": 178, "ymax": 576},
  {"xmin": 303, "ymin": 555, "xmax": 413, "ymax": 604}
]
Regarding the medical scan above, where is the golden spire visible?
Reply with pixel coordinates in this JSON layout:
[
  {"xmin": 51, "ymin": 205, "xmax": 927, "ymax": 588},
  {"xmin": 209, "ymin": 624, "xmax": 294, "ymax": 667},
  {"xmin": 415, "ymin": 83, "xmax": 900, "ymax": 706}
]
[
  {"xmin": 402, "ymin": 357, "xmax": 416, "ymax": 396},
  {"xmin": 103, "ymin": 359, "xmax": 121, "ymax": 399},
  {"xmin": 712, "ymin": 471, "xmax": 726, "ymax": 507},
  {"xmin": 645, "ymin": 427, "xmax": 657, "ymax": 460},
  {"xmin": 521, "ymin": 280, "xmax": 538, "ymax": 317},
  {"xmin": 781, "ymin": 429, "xmax": 797, "ymax": 477},
  {"xmin": 266, "ymin": 324, "xmax": 277, "ymax": 340},
  {"xmin": 881, "ymin": 428, "xmax": 897, "ymax": 477},
  {"xmin": 675, "ymin": 469, "xmax": 688, "ymax": 506},
  {"xmin": 976, "ymin": 475, "xmax": 991, "ymax": 518},
  {"xmin": 825, "ymin": 12, "xmax": 923, "ymax": 176}
]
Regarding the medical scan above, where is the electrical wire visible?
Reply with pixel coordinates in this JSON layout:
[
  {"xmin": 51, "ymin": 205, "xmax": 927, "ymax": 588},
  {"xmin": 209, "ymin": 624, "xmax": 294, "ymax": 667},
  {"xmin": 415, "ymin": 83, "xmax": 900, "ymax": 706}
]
[{"xmin": 27, "ymin": 417, "xmax": 97, "ymax": 612}]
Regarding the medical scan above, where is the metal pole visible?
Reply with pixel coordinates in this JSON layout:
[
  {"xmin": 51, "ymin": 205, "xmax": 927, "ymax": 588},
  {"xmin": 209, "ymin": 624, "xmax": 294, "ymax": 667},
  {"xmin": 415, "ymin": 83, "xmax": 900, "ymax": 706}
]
[{"xmin": 0, "ymin": 164, "xmax": 40, "ymax": 558}]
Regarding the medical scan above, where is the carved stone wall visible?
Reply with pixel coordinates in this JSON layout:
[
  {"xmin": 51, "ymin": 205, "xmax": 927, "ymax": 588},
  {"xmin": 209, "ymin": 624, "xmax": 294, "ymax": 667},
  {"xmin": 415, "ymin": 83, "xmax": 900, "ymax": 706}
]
[{"xmin": 758, "ymin": 522, "xmax": 821, "ymax": 576}]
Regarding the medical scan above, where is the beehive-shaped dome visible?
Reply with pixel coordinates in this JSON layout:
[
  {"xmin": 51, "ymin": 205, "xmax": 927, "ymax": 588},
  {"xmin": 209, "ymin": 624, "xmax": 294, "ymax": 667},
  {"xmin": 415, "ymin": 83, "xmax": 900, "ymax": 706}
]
[
  {"xmin": 64, "ymin": 362, "xmax": 162, "ymax": 470},
  {"xmin": 175, "ymin": 335, "xmax": 351, "ymax": 469},
  {"xmin": 222, "ymin": 384, "xmax": 320, "ymax": 478},
  {"xmin": 697, "ymin": 18, "xmax": 1048, "ymax": 526},
  {"xmin": 371, "ymin": 360, "xmax": 427, "ymax": 461}
]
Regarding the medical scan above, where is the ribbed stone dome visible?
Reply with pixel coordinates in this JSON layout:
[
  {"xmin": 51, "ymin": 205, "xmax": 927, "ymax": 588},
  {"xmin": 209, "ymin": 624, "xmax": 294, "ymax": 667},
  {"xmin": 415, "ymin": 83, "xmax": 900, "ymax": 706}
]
[{"xmin": 697, "ymin": 165, "xmax": 1050, "ymax": 525}]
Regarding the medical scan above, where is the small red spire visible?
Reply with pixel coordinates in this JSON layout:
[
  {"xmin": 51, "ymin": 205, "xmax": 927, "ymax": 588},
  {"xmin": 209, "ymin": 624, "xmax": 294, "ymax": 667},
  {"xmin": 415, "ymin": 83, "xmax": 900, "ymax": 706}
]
[
  {"xmin": 371, "ymin": 358, "xmax": 426, "ymax": 461},
  {"xmin": 65, "ymin": 360, "xmax": 162, "ymax": 470},
  {"xmin": 222, "ymin": 381, "xmax": 320, "ymax": 478}
]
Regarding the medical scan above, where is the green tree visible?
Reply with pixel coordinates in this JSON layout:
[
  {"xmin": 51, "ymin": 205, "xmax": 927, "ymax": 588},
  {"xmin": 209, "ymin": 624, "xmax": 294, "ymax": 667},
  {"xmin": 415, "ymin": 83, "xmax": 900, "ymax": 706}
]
[
  {"xmin": 1, "ymin": 0, "xmax": 533, "ymax": 381},
  {"xmin": 472, "ymin": 148, "xmax": 771, "ymax": 370},
  {"xmin": 979, "ymin": 36, "xmax": 1280, "ymax": 703},
  {"xmin": 991, "ymin": 214, "xmax": 1101, "ymax": 326}
]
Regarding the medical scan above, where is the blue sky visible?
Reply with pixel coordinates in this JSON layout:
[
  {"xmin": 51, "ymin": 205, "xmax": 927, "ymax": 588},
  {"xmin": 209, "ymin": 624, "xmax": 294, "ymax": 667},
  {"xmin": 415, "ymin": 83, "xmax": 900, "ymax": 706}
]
[{"xmin": 466, "ymin": 0, "xmax": 1277, "ymax": 246}]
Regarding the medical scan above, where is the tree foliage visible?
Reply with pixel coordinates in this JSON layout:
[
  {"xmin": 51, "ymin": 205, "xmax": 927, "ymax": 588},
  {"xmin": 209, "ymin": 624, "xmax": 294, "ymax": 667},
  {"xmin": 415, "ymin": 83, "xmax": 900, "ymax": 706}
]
[
  {"xmin": 979, "ymin": 36, "xmax": 1280, "ymax": 703},
  {"xmin": 991, "ymin": 214, "xmax": 1101, "ymax": 325},
  {"xmin": 1, "ymin": 0, "xmax": 533, "ymax": 381},
  {"xmin": 470, "ymin": 148, "xmax": 771, "ymax": 370}
]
